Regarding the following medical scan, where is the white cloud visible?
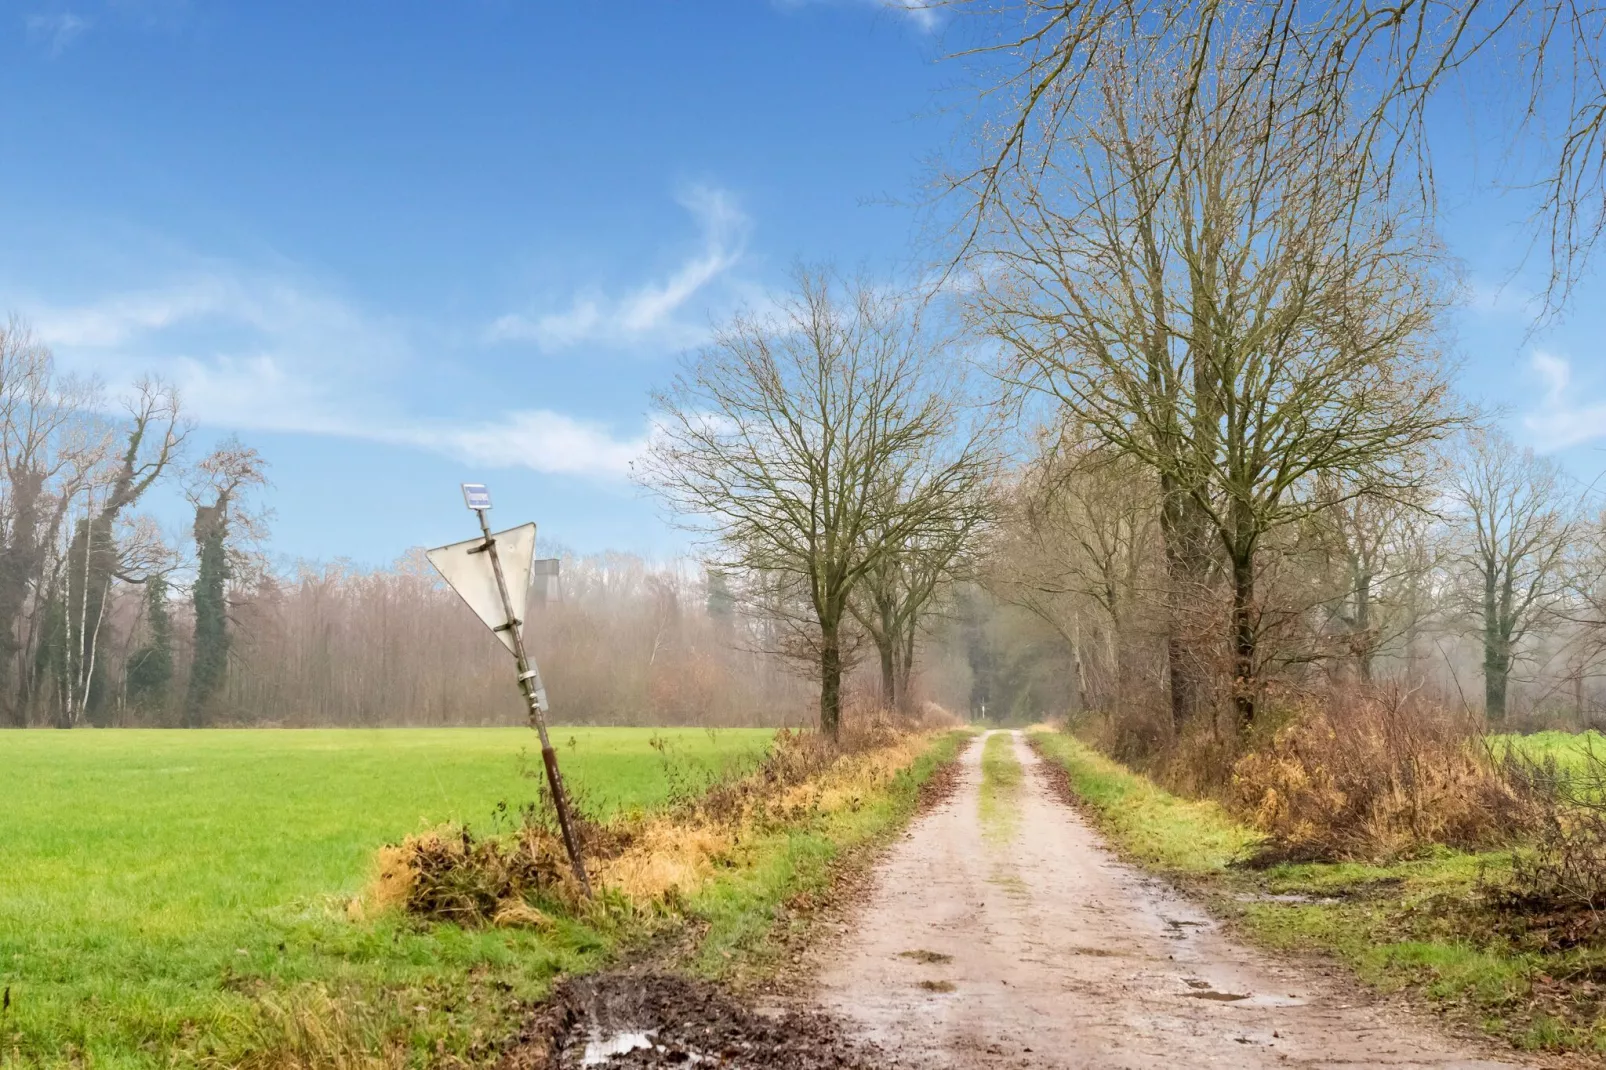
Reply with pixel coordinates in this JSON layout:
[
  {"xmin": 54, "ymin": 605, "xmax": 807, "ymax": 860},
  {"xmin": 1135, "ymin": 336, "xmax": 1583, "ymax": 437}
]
[
  {"xmin": 488, "ymin": 185, "xmax": 750, "ymax": 352},
  {"xmin": 33, "ymin": 279, "xmax": 237, "ymax": 347},
  {"xmin": 23, "ymin": 267, "xmax": 648, "ymax": 481},
  {"xmin": 399, "ymin": 411, "xmax": 646, "ymax": 479},
  {"xmin": 25, "ymin": 11, "xmax": 89, "ymax": 55},
  {"xmin": 1522, "ymin": 349, "xmax": 1606, "ymax": 450}
]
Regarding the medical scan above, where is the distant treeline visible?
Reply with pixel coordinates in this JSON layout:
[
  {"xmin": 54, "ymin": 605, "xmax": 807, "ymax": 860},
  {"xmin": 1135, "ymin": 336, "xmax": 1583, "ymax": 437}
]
[
  {"xmin": 216, "ymin": 551, "xmax": 817, "ymax": 728},
  {"xmin": 0, "ymin": 317, "xmax": 817, "ymax": 729}
]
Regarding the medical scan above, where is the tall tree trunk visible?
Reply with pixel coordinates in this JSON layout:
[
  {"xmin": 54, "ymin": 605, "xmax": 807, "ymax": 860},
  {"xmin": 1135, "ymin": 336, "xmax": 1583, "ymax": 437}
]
[
  {"xmin": 876, "ymin": 638, "xmax": 895, "ymax": 711},
  {"xmin": 1484, "ymin": 650, "xmax": 1509, "ymax": 723},
  {"xmin": 819, "ymin": 621, "xmax": 843, "ymax": 741},
  {"xmin": 1231, "ymin": 550, "xmax": 1257, "ymax": 729},
  {"xmin": 1482, "ymin": 564, "xmax": 1506, "ymax": 724},
  {"xmin": 1067, "ymin": 611, "xmax": 1083, "ymax": 719},
  {"xmin": 0, "ymin": 469, "xmax": 45, "ymax": 725},
  {"xmin": 898, "ymin": 621, "xmax": 916, "ymax": 715},
  {"xmin": 1158, "ymin": 475, "xmax": 1209, "ymax": 733},
  {"xmin": 1354, "ymin": 566, "xmax": 1375, "ymax": 683}
]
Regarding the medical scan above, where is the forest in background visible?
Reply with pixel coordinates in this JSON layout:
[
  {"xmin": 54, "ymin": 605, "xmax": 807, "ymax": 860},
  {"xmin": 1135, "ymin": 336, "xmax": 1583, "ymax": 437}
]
[
  {"xmin": 0, "ymin": 318, "xmax": 823, "ymax": 728},
  {"xmin": 1, "ymin": 304, "xmax": 1604, "ymax": 734}
]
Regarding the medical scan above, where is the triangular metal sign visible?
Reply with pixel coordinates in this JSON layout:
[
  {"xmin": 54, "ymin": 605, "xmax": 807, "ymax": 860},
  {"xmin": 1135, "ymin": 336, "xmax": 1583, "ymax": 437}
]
[{"xmin": 426, "ymin": 522, "xmax": 536, "ymax": 654}]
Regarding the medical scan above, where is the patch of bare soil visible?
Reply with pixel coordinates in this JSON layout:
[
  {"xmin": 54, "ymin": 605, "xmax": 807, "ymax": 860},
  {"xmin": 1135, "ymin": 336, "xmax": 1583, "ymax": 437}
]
[
  {"xmin": 494, "ymin": 971, "xmax": 903, "ymax": 1070},
  {"xmin": 729, "ymin": 732, "xmax": 971, "ymax": 999},
  {"xmin": 806, "ymin": 731, "xmax": 1538, "ymax": 1069}
]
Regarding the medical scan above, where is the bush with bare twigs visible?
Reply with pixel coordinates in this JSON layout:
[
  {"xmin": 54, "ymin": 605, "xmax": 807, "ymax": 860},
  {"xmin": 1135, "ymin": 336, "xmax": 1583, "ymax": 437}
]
[
  {"xmin": 1231, "ymin": 685, "xmax": 1543, "ymax": 862},
  {"xmin": 1480, "ymin": 741, "xmax": 1606, "ymax": 949}
]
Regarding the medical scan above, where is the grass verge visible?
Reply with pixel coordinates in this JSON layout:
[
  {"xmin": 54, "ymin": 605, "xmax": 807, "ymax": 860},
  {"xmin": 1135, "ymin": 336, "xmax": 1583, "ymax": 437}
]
[
  {"xmin": 1029, "ymin": 730, "xmax": 1606, "ymax": 1060},
  {"xmin": 979, "ymin": 732, "xmax": 1022, "ymax": 843},
  {"xmin": 2, "ymin": 727, "xmax": 965, "ymax": 1068}
]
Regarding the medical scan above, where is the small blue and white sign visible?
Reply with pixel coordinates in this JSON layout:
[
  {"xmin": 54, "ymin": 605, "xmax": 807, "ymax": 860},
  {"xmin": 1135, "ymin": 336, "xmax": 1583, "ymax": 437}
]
[{"xmin": 461, "ymin": 483, "xmax": 492, "ymax": 511}]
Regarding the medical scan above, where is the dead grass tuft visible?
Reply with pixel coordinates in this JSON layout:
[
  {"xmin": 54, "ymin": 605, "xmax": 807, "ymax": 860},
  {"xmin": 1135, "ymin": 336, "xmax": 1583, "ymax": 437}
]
[
  {"xmin": 1231, "ymin": 684, "xmax": 1542, "ymax": 861},
  {"xmin": 362, "ymin": 822, "xmax": 578, "ymax": 927},
  {"xmin": 596, "ymin": 819, "xmax": 732, "ymax": 903},
  {"xmin": 364, "ymin": 718, "xmax": 933, "ymax": 925}
]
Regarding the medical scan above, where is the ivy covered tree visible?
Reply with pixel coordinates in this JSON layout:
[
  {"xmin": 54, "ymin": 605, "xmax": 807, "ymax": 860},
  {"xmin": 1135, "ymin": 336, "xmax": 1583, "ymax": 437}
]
[
  {"xmin": 182, "ymin": 440, "xmax": 267, "ymax": 727},
  {"xmin": 126, "ymin": 573, "xmax": 174, "ymax": 714}
]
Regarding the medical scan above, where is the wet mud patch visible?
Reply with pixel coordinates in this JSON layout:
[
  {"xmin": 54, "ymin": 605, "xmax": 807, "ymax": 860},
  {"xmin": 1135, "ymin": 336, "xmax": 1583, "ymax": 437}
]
[
  {"xmin": 497, "ymin": 971, "xmax": 905, "ymax": 1069},
  {"xmin": 896, "ymin": 949, "xmax": 951, "ymax": 964}
]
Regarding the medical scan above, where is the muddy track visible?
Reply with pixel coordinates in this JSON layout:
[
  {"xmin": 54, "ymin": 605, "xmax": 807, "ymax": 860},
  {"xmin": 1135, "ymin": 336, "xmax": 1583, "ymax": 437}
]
[{"xmin": 806, "ymin": 731, "xmax": 1534, "ymax": 1069}]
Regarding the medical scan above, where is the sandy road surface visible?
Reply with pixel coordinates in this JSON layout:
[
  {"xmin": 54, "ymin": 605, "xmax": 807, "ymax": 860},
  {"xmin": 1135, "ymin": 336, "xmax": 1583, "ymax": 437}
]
[{"xmin": 810, "ymin": 731, "xmax": 1527, "ymax": 1069}]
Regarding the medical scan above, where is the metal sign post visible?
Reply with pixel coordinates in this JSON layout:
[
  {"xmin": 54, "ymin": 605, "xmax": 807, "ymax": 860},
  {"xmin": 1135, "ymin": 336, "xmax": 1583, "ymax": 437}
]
[{"xmin": 430, "ymin": 483, "xmax": 591, "ymax": 896}]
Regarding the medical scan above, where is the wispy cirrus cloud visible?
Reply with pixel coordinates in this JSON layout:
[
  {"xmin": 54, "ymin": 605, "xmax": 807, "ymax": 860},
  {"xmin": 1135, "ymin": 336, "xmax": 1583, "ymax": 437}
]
[
  {"xmin": 25, "ymin": 10, "xmax": 89, "ymax": 56},
  {"xmin": 1522, "ymin": 349, "xmax": 1606, "ymax": 451},
  {"xmin": 487, "ymin": 185, "xmax": 750, "ymax": 352},
  {"xmin": 24, "ymin": 268, "xmax": 650, "ymax": 480},
  {"xmin": 399, "ymin": 411, "xmax": 647, "ymax": 479}
]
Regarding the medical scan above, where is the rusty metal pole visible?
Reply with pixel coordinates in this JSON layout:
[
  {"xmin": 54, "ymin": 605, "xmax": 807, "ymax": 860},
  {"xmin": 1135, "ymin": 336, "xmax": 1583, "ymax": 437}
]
[{"xmin": 473, "ymin": 509, "xmax": 592, "ymax": 896}]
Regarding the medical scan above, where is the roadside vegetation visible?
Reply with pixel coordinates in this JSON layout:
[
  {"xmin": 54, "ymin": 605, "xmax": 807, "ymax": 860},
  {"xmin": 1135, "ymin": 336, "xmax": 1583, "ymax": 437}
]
[
  {"xmin": 0, "ymin": 725, "xmax": 963, "ymax": 1068},
  {"xmin": 1032, "ymin": 730, "xmax": 1606, "ymax": 1056}
]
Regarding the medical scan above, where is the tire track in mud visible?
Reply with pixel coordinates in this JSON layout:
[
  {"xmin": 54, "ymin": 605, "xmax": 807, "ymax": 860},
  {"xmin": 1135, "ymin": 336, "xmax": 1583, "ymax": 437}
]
[{"xmin": 807, "ymin": 730, "xmax": 1531, "ymax": 1069}]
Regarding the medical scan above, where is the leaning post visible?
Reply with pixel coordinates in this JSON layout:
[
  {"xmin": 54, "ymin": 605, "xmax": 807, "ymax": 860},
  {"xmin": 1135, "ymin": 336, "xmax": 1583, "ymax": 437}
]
[{"xmin": 459, "ymin": 485, "xmax": 591, "ymax": 896}]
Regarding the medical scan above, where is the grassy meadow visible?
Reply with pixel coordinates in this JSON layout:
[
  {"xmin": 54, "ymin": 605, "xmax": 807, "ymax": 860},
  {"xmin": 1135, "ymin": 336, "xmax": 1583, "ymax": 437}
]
[{"xmin": 0, "ymin": 727, "xmax": 772, "ymax": 1067}]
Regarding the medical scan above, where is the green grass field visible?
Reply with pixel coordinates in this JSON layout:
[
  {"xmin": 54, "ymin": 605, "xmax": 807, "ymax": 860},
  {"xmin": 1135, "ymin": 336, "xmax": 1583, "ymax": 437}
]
[{"xmin": 0, "ymin": 727, "xmax": 772, "ymax": 1068}]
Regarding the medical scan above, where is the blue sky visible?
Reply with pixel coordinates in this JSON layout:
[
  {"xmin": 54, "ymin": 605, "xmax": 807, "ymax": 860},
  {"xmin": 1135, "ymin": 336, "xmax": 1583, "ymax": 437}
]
[{"xmin": 1, "ymin": 1, "xmax": 1602, "ymax": 566}]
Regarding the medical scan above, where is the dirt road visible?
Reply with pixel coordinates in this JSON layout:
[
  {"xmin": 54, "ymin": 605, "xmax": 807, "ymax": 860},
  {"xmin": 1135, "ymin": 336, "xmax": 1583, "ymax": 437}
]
[{"xmin": 810, "ymin": 731, "xmax": 1527, "ymax": 1069}]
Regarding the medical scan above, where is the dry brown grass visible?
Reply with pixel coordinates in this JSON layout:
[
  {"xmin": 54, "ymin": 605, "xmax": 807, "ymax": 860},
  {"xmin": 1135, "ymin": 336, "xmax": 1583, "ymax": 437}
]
[
  {"xmin": 1230, "ymin": 684, "xmax": 1542, "ymax": 861},
  {"xmin": 363, "ymin": 717, "xmax": 932, "ymax": 925}
]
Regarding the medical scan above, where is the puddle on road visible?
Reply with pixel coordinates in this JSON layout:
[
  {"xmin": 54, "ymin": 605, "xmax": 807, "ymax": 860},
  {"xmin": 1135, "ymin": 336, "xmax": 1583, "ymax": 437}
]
[
  {"xmin": 917, "ymin": 979, "xmax": 958, "ymax": 993},
  {"xmin": 1179, "ymin": 977, "xmax": 1307, "ymax": 1007},
  {"xmin": 582, "ymin": 1030, "xmax": 655, "ymax": 1064}
]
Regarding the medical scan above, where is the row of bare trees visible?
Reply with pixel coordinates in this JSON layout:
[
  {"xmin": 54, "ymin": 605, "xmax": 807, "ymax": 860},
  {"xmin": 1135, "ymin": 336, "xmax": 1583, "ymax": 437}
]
[
  {"xmin": 64, "ymin": 548, "xmax": 816, "ymax": 728},
  {"xmin": 0, "ymin": 319, "xmax": 268, "ymax": 728},
  {"xmin": 876, "ymin": 0, "xmax": 1606, "ymax": 749},
  {"xmin": 982, "ymin": 425, "xmax": 1603, "ymax": 735},
  {"xmin": 629, "ymin": 1, "xmax": 1606, "ymax": 744},
  {"xmin": 638, "ymin": 271, "xmax": 996, "ymax": 737}
]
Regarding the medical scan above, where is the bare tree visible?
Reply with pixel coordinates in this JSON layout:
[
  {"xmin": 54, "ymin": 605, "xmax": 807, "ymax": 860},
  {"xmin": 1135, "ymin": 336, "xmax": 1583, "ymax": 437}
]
[
  {"xmin": 947, "ymin": 0, "xmax": 1606, "ymax": 314},
  {"xmin": 0, "ymin": 319, "xmax": 109, "ymax": 724},
  {"xmin": 1448, "ymin": 429, "xmax": 1579, "ymax": 723},
  {"xmin": 970, "ymin": 20, "xmax": 1461, "ymax": 729},
  {"xmin": 639, "ymin": 268, "xmax": 995, "ymax": 738},
  {"xmin": 59, "ymin": 379, "xmax": 187, "ymax": 726},
  {"xmin": 1308, "ymin": 476, "xmax": 1445, "ymax": 682},
  {"xmin": 850, "ymin": 499, "xmax": 984, "ymax": 712}
]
